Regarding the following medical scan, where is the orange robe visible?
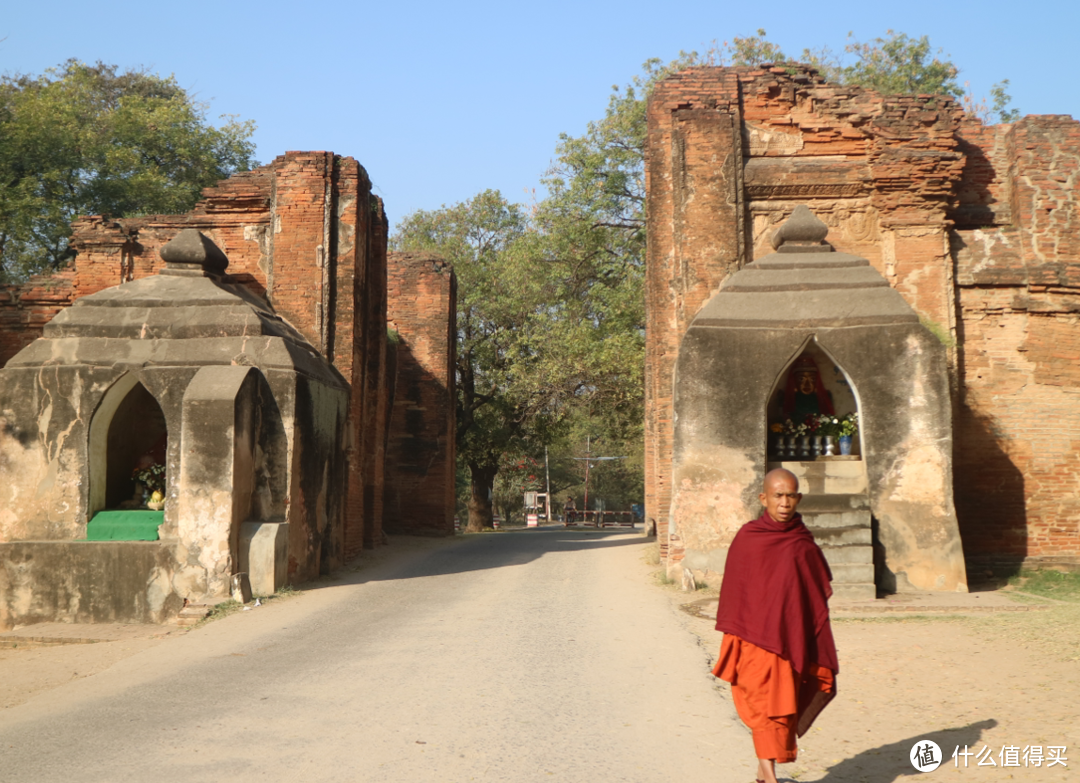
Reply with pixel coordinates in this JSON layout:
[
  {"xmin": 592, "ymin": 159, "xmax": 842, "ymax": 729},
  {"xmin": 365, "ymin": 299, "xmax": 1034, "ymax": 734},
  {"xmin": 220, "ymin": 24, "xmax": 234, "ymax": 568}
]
[{"xmin": 712, "ymin": 634, "xmax": 835, "ymax": 763}]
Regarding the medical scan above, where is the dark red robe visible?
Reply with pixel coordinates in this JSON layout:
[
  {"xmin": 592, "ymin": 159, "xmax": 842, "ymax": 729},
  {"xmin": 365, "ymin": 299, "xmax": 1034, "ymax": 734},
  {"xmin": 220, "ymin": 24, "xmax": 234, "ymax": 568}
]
[{"xmin": 714, "ymin": 510, "xmax": 839, "ymax": 743}]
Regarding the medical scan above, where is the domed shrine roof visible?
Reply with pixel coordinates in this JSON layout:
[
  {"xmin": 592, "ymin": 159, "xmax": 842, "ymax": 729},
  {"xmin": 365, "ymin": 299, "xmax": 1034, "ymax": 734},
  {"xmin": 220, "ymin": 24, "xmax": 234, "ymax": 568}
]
[
  {"xmin": 7, "ymin": 230, "xmax": 337, "ymax": 383},
  {"xmin": 692, "ymin": 206, "xmax": 919, "ymax": 329}
]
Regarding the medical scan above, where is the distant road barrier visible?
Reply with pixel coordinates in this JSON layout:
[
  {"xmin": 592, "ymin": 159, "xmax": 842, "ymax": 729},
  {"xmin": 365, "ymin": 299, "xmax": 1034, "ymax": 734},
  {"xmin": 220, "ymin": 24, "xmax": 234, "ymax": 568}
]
[{"xmin": 564, "ymin": 510, "xmax": 636, "ymax": 528}]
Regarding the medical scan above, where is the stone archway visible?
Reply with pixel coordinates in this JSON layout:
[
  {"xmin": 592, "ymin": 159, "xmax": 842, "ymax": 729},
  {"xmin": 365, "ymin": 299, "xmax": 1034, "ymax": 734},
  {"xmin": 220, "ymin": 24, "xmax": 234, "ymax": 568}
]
[
  {"xmin": 668, "ymin": 206, "xmax": 967, "ymax": 593},
  {"xmin": 88, "ymin": 374, "xmax": 168, "ymax": 517},
  {"xmin": 766, "ymin": 339, "xmax": 860, "ymax": 459},
  {"xmin": 763, "ymin": 339, "xmax": 874, "ymax": 597},
  {"xmin": 106, "ymin": 384, "xmax": 167, "ymax": 508}
]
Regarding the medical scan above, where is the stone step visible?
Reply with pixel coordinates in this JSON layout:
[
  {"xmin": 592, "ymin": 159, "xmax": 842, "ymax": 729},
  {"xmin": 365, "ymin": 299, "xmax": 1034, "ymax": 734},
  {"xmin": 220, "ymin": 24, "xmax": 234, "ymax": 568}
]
[
  {"xmin": 811, "ymin": 525, "xmax": 871, "ymax": 546},
  {"xmin": 799, "ymin": 493, "xmax": 871, "ymax": 529},
  {"xmin": 804, "ymin": 510, "xmax": 870, "ymax": 529},
  {"xmin": 820, "ymin": 543, "xmax": 873, "ymax": 565},
  {"xmin": 799, "ymin": 493, "xmax": 870, "ymax": 513},
  {"xmin": 830, "ymin": 583, "xmax": 877, "ymax": 601},
  {"xmin": 829, "ymin": 562, "xmax": 875, "ymax": 583},
  {"xmin": 769, "ymin": 460, "xmax": 868, "ymax": 495},
  {"xmin": 175, "ymin": 604, "xmax": 212, "ymax": 627}
]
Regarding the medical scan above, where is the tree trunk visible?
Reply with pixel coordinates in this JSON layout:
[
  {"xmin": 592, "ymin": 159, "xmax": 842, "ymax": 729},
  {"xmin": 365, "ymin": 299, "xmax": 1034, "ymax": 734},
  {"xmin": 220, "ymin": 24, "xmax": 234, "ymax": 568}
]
[{"xmin": 466, "ymin": 462, "xmax": 498, "ymax": 532}]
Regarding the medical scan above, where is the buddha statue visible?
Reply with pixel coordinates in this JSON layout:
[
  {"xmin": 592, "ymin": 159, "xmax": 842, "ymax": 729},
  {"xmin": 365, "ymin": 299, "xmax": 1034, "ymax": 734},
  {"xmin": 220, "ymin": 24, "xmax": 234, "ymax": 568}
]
[{"xmin": 781, "ymin": 354, "xmax": 835, "ymax": 423}]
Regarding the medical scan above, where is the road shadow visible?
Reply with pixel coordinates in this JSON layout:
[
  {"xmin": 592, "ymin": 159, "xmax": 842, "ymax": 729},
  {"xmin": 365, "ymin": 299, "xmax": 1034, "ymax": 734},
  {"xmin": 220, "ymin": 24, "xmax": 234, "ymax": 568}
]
[
  {"xmin": 793, "ymin": 719, "xmax": 998, "ymax": 782},
  {"xmin": 306, "ymin": 527, "xmax": 650, "ymax": 591}
]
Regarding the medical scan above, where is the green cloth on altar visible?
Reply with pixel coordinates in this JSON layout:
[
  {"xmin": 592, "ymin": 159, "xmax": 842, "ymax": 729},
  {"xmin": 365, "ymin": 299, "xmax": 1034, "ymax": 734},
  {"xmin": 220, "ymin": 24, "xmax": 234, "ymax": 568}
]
[{"xmin": 86, "ymin": 510, "xmax": 164, "ymax": 541}]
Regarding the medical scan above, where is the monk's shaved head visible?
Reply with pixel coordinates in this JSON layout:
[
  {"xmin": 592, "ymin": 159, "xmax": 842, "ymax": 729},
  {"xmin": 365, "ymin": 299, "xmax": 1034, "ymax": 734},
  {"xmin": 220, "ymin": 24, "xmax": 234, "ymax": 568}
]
[
  {"xmin": 764, "ymin": 468, "xmax": 799, "ymax": 493},
  {"xmin": 760, "ymin": 468, "xmax": 801, "ymax": 523}
]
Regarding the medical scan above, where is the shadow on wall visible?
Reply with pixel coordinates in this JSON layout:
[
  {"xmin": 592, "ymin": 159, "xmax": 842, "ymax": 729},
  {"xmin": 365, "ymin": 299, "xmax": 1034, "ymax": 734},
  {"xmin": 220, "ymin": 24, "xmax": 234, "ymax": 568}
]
[
  {"xmin": 871, "ymin": 515, "xmax": 892, "ymax": 593},
  {"xmin": 251, "ymin": 374, "xmax": 288, "ymax": 523},
  {"xmin": 953, "ymin": 402, "xmax": 1027, "ymax": 583},
  {"xmin": 383, "ymin": 338, "xmax": 453, "ymax": 536},
  {"xmin": 952, "ymin": 135, "xmax": 999, "ymax": 229},
  {"xmin": 227, "ymin": 272, "xmax": 268, "ymax": 302}
]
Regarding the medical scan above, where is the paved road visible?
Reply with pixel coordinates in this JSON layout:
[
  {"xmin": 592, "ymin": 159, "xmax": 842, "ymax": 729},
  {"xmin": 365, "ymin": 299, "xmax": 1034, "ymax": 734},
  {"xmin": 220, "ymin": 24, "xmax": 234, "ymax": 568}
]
[{"xmin": 0, "ymin": 528, "xmax": 754, "ymax": 782}]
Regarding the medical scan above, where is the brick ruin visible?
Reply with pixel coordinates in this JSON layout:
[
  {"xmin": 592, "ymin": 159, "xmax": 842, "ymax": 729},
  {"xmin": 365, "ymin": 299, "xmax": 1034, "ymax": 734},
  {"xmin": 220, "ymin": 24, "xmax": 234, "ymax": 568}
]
[
  {"xmin": 0, "ymin": 151, "xmax": 457, "ymax": 564},
  {"xmin": 646, "ymin": 65, "xmax": 1080, "ymax": 580},
  {"xmin": 385, "ymin": 252, "xmax": 458, "ymax": 535}
]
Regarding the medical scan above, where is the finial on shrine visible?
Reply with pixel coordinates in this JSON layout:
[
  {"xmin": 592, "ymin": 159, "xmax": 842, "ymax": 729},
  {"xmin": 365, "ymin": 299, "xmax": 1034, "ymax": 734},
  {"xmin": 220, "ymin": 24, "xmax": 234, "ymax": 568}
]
[
  {"xmin": 159, "ymin": 229, "xmax": 229, "ymax": 276},
  {"xmin": 770, "ymin": 205, "xmax": 831, "ymax": 253}
]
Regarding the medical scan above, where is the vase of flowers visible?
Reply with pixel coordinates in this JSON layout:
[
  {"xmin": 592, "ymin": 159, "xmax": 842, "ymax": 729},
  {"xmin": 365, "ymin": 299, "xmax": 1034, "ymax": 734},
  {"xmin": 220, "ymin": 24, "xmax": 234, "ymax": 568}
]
[
  {"xmin": 807, "ymin": 415, "xmax": 822, "ymax": 457},
  {"xmin": 775, "ymin": 419, "xmax": 794, "ymax": 458},
  {"xmin": 812, "ymin": 414, "xmax": 841, "ymax": 457},
  {"xmin": 837, "ymin": 413, "xmax": 859, "ymax": 456},
  {"xmin": 769, "ymin": 422, "xmax": 785, "ymax": 456},
  {"xmin": 133, "ymin": 463, "xmax": 166, "ymax": 508},
  {"xmin": 784, "ymin": 418, "xmax": 811, "ymax": 459}
]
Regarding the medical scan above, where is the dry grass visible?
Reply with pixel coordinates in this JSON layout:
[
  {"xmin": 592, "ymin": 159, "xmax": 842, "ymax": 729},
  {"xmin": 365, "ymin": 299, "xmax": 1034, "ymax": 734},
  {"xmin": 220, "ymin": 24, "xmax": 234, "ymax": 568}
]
[
  {"xmin": 1007, "ymin": 569, "xmax": 1080, "ymax": 602},
  {"xmin": 963, "ymin": 603, "xmax": 1080, "ymax": 663},
  {"xmin": 643, "ymin": 541, "xmax": 661, "ymax": 566}
]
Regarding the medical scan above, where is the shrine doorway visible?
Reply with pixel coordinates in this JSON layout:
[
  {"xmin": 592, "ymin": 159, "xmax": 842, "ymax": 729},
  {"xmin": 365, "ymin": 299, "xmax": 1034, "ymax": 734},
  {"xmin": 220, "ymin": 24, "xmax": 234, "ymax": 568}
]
[
  {"xmin": 766, "ymin": 340, "xmax": 860, "ymax": 460},
  {"xmin": 88, "ymin": 374, "xmax": 168, "ymax": 516}
]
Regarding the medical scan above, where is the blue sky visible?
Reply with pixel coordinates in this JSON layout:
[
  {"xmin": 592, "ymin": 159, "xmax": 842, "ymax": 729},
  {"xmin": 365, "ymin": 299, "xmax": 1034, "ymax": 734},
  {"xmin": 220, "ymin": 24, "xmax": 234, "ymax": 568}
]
[{"xmin": 3, "ymin": 0, "xmax": 1076, "ymax": 231}]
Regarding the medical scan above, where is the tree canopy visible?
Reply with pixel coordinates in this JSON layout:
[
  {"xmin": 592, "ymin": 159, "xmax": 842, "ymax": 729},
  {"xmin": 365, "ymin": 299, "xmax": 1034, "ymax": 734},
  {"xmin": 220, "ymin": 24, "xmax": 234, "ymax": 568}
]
[
  {"xmin": 393, "ymin": 185, "xmax": 645, "ymax": 530},
  {"xmin": 702, "ymin": 29, "xmax": 1016, "ymax": 121},
  {"xmin": 801, "ymin": 30, "xmax": 963, "ymax": 98},
  {"xmin": 0, "ymin": 60, "xmax": 256, "ymax": 282}
]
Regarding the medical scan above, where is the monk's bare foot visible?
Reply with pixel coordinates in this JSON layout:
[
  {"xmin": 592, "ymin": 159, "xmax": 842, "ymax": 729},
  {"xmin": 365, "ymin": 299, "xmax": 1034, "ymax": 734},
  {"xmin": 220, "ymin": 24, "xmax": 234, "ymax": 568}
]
[{"xmin": 757, "ymin": 758, "xmax": 779, "ymax": 783}]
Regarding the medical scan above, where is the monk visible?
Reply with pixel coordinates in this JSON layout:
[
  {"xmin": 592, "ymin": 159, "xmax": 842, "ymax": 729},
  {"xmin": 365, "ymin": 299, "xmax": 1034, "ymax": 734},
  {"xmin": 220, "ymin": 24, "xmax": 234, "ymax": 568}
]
[{"xmin": 712, "ymin": 468, "xmax": 838, "ymax": 783}]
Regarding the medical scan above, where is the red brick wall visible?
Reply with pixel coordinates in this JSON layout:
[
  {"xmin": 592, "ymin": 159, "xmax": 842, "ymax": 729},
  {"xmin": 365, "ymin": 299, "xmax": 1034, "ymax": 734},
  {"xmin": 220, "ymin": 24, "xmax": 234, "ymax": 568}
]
[
  {"xmin": 647, "ymin": 65, "xmax": 1080, "ymax": 571},
  {"xmin": 331, "ymin": 157, "xmax": 376, "ymax": 560},
  {"xmin": 384, "ymin": 251, "xmax": 457, "ymax": 536},
  {"xmin": 0, "ymin": 270, "xmax": 77, "ymax": 367},
  {"xmin": 645, "ymin": 68, "xmax": 745, "ymax": 560},
  {"xmin": 361, "ymin": 198, "xmax": 390, "ymax": 548},
  {"xmin": 646, "ymin": 65, "xmax": 966, "ymax": 562},
  {"xmin": 265, "ymin": 153, "xmax": 332, "ymax": 349},
  {"xmin": 66, "ymin": 169, "xmax": 274, "ymax": 302},
  {"xmin": 953, "ymin": 115, "xmax": 1080, "ymax": 567}
]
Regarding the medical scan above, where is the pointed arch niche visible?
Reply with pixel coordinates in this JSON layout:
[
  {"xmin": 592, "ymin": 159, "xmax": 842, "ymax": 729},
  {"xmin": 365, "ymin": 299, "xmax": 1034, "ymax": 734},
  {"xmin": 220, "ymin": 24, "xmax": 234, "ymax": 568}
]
[
  {"xmin": 667, "ymin": 205, "xmax": 966, "ymax": 594},
  {"xmin": 88, "ymin": 374, "xmax": 168, "ymax": 517},
  {"xmin": 766, "ymin": 339, "xmax": 860, "ymax": 457}
]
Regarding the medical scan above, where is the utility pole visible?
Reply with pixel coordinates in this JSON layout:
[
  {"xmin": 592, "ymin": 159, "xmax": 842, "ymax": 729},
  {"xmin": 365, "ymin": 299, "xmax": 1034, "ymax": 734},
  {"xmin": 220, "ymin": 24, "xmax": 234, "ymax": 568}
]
[
  {"xmin": 544, "ymin": 446, "xmax": 551, "ymax": 521},
  {"xmin": 573, "ymin": 435, "xmax": 626, "ymax": 517}
]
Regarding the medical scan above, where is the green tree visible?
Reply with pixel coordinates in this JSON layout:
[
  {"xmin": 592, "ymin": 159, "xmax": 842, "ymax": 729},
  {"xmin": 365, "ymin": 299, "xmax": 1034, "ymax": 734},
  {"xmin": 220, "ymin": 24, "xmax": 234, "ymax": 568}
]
[
  {"xmin": 393, "ymin": 191, "xmax": 548, "ymax": 531},
  {"xmin": 990, "ymin": 80, "xmax": 1021, "ymax": 123},
  {"xmin": 719, "ymin": 28, "xmax": 788, "ymax": 66},
  {"xmin": 547, "ymin": 410, "xmax": 645, "ymax": 515},
  {"xmin": 393, "ymin": 188, "xmax": 645, "ymax": 532},
  {"xmin": 803, "ymin": 30, "xmax": 963, "ymax": 97},
  {"xmin": 401, "ymin": 32, "xmax": 1008, "ymax": 533},
  {"xmin": 0, "ymin": 60, "xmax": 256, "ymax": 281},
  {"xmin": 961, "ymin": 79, "xmax": 1022, "ymax": 124},
  {"xmin": 801, "ymin": 30, "xmax": 1018, "ymax": 119}
]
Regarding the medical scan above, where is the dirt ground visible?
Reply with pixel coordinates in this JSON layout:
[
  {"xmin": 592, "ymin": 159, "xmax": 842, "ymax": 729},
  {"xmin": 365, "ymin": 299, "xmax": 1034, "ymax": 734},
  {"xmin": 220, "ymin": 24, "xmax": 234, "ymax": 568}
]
[
  {"xmin": 676, "ymin": 585, "xmax": 1080, "ymax": 782},
  {"xmin": 2, "ymin": 538, "xmax": 1077, "ymax": 782},
  {"xmin": 0, "ymin": 623, "xmax": 182, "ymax": 710}
]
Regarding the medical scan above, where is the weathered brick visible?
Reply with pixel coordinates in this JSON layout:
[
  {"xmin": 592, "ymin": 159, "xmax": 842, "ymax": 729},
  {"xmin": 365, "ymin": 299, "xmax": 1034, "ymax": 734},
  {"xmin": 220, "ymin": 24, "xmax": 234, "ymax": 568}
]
[
  {"xmin": 0, "ymin": 152, "xmax": 458, "ymax": 561},
  {"xmin": 646, "ymin": 65, "xmax": 1080, "ymax": 570}
]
